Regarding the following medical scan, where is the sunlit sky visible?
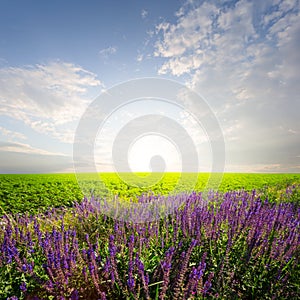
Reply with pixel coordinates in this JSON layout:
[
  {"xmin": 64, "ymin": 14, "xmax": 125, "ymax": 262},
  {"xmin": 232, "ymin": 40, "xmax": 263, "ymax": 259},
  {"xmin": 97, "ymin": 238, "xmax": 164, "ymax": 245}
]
[{"xmin": 0, "ymin": 0, "xmax": 299, "ymax": 173}]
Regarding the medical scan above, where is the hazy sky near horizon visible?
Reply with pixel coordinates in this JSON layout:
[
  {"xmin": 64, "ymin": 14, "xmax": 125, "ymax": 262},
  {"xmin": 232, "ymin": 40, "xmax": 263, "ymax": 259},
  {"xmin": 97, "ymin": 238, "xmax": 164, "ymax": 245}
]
[{"xmin": 0, "ymin": 0, "xmax": 299, "ymax": 174}]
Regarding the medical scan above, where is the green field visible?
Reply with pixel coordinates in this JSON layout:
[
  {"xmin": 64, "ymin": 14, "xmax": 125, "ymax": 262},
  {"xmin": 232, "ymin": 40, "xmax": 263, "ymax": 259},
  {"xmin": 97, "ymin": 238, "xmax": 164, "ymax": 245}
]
[
  {"xmin": 1, "ymin": 172, "xmax": 300, "ymax": 214},
  {"xmin": 0, "ymin": 172, "xmax": 299, "ymax": 299}
]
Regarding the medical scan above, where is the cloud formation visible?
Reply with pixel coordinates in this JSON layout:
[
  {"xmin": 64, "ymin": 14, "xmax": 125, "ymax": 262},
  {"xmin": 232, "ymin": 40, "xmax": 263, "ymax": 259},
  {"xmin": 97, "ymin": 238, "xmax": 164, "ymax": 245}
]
[
  {"xmin": 0, "ymin": 141, "xmax": 72, "ymax": 173},
  {"xmin": 99, "ymin": 46, "xmax": 117, "ymax": 59},
  {"xmin": 0, "ymin": 126, "xmax": 26, "ymax": 141},
  {"xmin": 154, "ymin": 0, "xmax": 300, "ymax": 172},
  {"xmin": 141, "ymin": 9, "xmax": 148, "ymax": 19},
  {"xmin": 0, "ymin": 61, "xmax": 101, "ymax": 143},
  {"xmin": 0, "ymin": 141, "xmax": 66, "ymax": 156}
]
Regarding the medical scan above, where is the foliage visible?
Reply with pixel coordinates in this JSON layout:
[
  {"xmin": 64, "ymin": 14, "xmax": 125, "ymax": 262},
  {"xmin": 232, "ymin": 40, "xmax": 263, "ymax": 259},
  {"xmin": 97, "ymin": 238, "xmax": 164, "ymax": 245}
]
[
  {"xmin": 0, "ymin": 173, "xmax": 300, "ymax": 215},
  {"xmin": 0, "ymin": 186, "xmax": 299, "ymax": 299},
  {"xmin": 0, "ymin": 174, "xmax": 82, "ymax": 215}
]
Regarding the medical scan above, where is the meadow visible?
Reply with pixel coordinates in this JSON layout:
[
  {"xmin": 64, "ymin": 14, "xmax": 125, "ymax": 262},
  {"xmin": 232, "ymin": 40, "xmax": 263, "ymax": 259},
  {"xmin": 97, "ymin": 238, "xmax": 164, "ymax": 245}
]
[{"xmin": 0, "ymin": 173, "xmax": 299, "ymax": 299}]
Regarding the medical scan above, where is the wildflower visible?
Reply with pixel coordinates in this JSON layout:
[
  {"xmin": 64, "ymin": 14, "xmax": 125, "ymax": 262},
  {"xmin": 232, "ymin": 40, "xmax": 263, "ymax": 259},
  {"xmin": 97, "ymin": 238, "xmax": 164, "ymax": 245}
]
[
  {"xmin": 20, "ymin": 281, "xmax": 27, "ymax": 292},
  {"xmin": 127, "ymin": 277, "xmax": 135, "ymax": 290}
]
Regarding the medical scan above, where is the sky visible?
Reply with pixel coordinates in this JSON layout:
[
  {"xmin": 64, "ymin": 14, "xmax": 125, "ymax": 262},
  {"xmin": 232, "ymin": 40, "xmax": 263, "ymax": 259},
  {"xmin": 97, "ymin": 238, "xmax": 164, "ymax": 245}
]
[{"xmin": 0, "ymin": 0, "xmax": 299, "ymax": 174}]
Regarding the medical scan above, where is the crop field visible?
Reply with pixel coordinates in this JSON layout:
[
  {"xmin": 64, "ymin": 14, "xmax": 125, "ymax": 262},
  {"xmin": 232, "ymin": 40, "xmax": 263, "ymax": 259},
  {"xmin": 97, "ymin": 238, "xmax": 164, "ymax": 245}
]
[
  {"xmin": 0, "ymin": 173, "xmax": 299, "ymax": 299},
  {"xmin": 1, "ymin": 173, "xmax": 300, "ymax": 214}
]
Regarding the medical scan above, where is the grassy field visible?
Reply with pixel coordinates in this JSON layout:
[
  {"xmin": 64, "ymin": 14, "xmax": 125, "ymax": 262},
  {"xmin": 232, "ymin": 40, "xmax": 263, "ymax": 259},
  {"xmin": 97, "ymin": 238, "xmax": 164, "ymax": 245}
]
[
  {"xmin": 0, "ymin": 172, "xmax": 300, "ymax": 214},
  {"xmin": 0, "ymin": 173, "xmax": 299, "ymax": 299}
]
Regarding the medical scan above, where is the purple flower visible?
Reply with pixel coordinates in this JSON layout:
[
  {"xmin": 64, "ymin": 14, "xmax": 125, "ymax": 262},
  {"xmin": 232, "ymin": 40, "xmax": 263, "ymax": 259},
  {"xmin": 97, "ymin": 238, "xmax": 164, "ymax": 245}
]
[
  {"xmin": 127, "ymin": 277, "xmax": 135, "ymax": 290},
  {"xmin": 203, "ymin": 272, "xmax": 214, "ymax": 295},
  {"xmin": 129, "ymin": 234, "xmax": 134, "ymax": 244},
  {"xmin": 70, "ymin": 289, "xmax": 79, "ymax": 300},
  {"xmin": 21, "ymin": 264, "xmax": 27, "ymax": 272},
  {"xmin": 20, "ymin": 281, "xmax": 27, "ymax": 292}
]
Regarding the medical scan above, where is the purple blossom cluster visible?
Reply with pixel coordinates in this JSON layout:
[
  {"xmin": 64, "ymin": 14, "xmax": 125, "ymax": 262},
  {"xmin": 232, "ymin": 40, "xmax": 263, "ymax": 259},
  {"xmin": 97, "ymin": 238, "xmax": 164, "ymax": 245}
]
[{"xmin": 0, "ymin": 188, "xmax": 299, "ymax": 299}]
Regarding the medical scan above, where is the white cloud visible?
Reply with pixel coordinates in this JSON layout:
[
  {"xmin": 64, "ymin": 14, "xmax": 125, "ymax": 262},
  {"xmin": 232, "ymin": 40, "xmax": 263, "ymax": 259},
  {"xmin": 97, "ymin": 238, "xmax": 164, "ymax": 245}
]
[
  {"xmin": 0, "ymin": 126, "xmax": 27, "ymax": 141},
  {"xmin": 0, "ymin": 142, "xmax": 73, "ymax": 173},
  {"xmin": 178, "ymin": 110, "xmax": 209, "ymax": 145},
  {"xmin": 0, "ymin": 141, "xmax": 66, "ymax": 156},
  {"xmin": 153, "ymin": 0, "xmax": 300, "ymax": 172},
  {"xmin": 99, "ymin": 46, "xmax": 117, "ymax": 59},
  {"xmin": 288, "ymin": 128, "xmax": 298, "ymax": 134},
  {"xmin": 222, "ymin": 120, "xmax": 243, "ymax": 141},
  {"xmin": 0, "ymin": 61, "xmax": 102, "ymax": 143},
  {"xmin": 158, "ymin": 55, "xmax": 202, "ymax": 76},
  {"xmin": 136, "ymin": 53, "xmax": 144, "ymax": 62},
  {"xmin": 154, "ymin": 2, "xmax": 219, "ymax": 58},
  {"xmin": 141, "ymin": 9, "xmax": 148, "ymax": 19}
]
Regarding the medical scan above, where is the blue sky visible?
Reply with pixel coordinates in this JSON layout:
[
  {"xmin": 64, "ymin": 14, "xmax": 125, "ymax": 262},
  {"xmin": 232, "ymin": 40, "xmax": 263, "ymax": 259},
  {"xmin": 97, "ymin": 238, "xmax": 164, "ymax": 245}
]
[{"xmin": 0, "ymin": 0, "xmax": 299, "ymax": 173}]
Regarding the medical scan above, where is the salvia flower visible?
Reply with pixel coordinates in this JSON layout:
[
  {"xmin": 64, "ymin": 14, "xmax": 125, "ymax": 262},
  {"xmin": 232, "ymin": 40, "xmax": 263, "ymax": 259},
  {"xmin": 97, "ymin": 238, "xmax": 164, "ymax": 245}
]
[{"xmin": 20, "ymin": 281, "xmax": 27, "ymax": 292}]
